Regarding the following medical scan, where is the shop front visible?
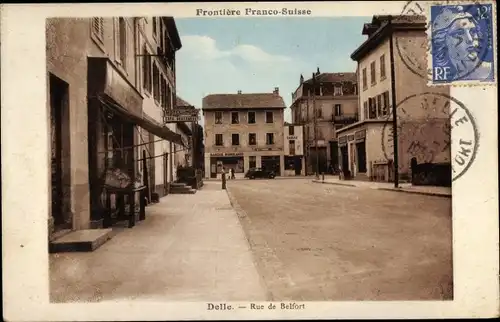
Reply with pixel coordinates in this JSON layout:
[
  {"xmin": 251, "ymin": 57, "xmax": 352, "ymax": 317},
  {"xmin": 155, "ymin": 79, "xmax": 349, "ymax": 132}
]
[
  {"xmin": 209, "ymin": 152, "xmax": 244, "ymax": 177},
  {"xmin": 338, "ymin": 128, "xmax": 367, "ymax": 179},
  {"xmin": 261, "ymin": 155, "xmax": 281, "ymax": 174},
  {"xmin": 87, "ymin": 57, "xmax": 183, "ymax": 228}
]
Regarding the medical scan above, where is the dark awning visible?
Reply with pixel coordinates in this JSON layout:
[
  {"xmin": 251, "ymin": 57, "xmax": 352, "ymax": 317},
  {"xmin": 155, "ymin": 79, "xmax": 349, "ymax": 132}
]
[{"xmin": 98, "ymin": 94, "xmax": 184, "ymax": 147}]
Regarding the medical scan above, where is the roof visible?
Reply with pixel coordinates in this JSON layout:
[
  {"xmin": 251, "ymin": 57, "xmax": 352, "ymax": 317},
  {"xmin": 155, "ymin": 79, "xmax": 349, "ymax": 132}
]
[
  {"xmin": 202, "ymin": 93, "xmax": 286, "ymax": 110},
  {"xmin": 176, "ymin": 96, "xmax": 194, "ymax": 108},
  {"xmin": 351, "ymin": 15, "xmax": 426, "ymax": 61},
  {"xmin": 302, "ymin": 72, "xmax": 357, "ymax": 84}
]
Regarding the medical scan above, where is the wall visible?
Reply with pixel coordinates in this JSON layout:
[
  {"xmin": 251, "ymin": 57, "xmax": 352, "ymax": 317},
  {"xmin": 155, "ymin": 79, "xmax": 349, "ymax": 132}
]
[
  {"xmin": 358, "ymin": 37, "xmax": 392, "ymax": 122},
  {"xmin": 284, "ymin": 125, "xmax": 304, "ymax": 156},
  {"xmin": 204, "ymin": 109, "xmax": 285, "ymax": 154}
]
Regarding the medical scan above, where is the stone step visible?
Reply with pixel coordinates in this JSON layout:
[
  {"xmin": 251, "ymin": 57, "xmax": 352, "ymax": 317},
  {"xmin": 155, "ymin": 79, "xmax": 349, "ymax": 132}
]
[
  {"xmin": 170, "ymin": 188, "xmax": 197, "ymax": 194},
  {"xmin": 49, "ymin": 229, "xmax": 114, "ymax": 253},
  {"xmin": 49, "ymin": 228, "xmax": 72, "ymax": 242},
  {"xmin": 171, "ymin": 182, "xmax": 188, "ymax": 187}
]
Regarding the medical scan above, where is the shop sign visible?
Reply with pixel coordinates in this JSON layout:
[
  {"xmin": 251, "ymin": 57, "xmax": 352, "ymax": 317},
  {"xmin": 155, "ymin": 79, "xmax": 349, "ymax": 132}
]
[
  {"xmin": 338, "ymin": 136, "xmax": 347, "ymax": 144},
  {"xmin": 355, "ymin": 129, "xmax": 366, "ymax": 140},
  {"xmin": 347, "ymin": 135, "xmax": 355, "ymax": 142},
  {"xmin": 252, "ymin": 147, "xmax": 283, "ymax": 152},
  {"xmin": 164, "ymin": 108, "xmax": 199, "ymax": 122},
  {"xmin": 286, "ymin": 135, "xmax": 298, "ymax": 140},
  {"xmin": 210, "ymin": 152, "xmax": 244, "ymax": 157}
]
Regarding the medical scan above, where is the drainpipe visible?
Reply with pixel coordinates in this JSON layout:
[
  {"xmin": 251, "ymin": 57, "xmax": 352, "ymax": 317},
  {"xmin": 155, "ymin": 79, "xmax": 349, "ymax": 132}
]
[{"xmin": 388, "ymin": 16, "xmax": 399, "ymax": 188}]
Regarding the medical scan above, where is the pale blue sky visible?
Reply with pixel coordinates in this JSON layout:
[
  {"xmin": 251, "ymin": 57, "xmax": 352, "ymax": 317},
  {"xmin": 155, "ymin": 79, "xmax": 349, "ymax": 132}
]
[{"xmin": 174, "ymin": 17, "xmax": 370, "ymax": 124}]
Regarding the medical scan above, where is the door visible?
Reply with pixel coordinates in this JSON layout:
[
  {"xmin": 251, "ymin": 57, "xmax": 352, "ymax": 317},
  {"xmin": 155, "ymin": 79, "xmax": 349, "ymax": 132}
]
[
  {"xmin": 340, "ymin": 146, "xmax": 349, "ymax": 172},
  {"xmin": 49, "ymin": 74, "xmax": 68, "ymax": 228},
  {"xmin": 356, "ymin": 141, "xmax": 367, "ymax": 173}
]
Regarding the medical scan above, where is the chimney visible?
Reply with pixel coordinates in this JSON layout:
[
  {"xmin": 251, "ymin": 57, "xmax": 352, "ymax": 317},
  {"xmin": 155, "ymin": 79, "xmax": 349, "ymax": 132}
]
[
  {"xmin": 316, "ymin": 67, "xmax": 320, "ymax": 75},
  {"xmin": 237, "ymin": 90, "xmax": 242, "ymax": 94},
  {"xmin": 300, "ymin": 74, "xmax": 304, "ymax": 84},
  {"xmin": 273, "ymin": 87, "xmax": 279, "ymax": 95}
]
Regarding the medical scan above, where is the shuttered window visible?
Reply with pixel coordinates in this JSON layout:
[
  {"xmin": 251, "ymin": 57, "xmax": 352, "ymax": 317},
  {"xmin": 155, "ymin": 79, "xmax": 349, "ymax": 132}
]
[{"xmin": 92, "ymin": 18, "xmax": 104, "ymax": 41}]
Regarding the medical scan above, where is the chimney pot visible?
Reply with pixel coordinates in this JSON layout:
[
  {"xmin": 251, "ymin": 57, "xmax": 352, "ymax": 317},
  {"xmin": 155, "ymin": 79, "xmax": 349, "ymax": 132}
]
[
  {"xmin": 273, "ymin": 87, "xmax": 279, "ymax": 94},
  {"xmin": 237, "ymin": 90, "xmax": 242, "ymax": 94}
]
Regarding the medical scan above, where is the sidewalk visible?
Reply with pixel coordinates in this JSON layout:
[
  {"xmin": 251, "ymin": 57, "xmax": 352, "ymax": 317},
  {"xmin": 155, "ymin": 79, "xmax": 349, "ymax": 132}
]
[
  {"xmin": 312, "ymin": 176, "xmax": 451, "ymax": 198},
  {"xmin": 49, "ymin": 181, "xmax": 267, "ymax": 302}
]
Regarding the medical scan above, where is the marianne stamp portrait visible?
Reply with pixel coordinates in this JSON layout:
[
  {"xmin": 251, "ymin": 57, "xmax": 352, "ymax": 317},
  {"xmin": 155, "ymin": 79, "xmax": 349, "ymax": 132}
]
[{"xmin": 430, "ymin": 3, "xmax": 495, "ymax": 83}]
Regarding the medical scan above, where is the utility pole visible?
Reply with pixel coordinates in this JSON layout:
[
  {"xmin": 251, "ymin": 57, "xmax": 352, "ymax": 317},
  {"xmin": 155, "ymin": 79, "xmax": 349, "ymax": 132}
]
[
  {"xmin": 388, "ymin": 16, "xmax": 399, "ymax": 188},
  {"xmin": 305, "ymin": 90, "xmax": 310, "ymax": 176},
  {"xmin": 312, "ymin": 72, "xmax": 319, "ymax": 180}
]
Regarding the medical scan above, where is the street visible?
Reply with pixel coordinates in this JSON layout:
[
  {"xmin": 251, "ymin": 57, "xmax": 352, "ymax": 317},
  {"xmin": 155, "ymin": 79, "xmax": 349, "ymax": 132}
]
[
  {"xmin": 227, "ymin": 178, "xmax": 453, "ymax": 301},
  {"xmin": 49, "ymin": 179, "xmax": 452, "ymax": 302}
]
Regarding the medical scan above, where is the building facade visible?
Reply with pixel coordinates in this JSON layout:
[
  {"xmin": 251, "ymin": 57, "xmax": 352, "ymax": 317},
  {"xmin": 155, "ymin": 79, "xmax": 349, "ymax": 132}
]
[
  {"xmin": 290, "ymin": 70, "xmax": 358, "ymax": 175},
  {"xmin": 46, "ymin": 16, "xmax": 184, "ymax": 238},
  {"xmin": 203, "ymin": 88, "xmax": 286, "ymax": 178},
  {"xmin": 283, "ymin": 123, "xmax": 305, "ymax": 176},
  {"xmin": 337, "ymin": 15, "xmax": 450, "ymax": 182},
  {"xmin": 174, "ymin": 96, "xmax": 197, "ymax": 169}
]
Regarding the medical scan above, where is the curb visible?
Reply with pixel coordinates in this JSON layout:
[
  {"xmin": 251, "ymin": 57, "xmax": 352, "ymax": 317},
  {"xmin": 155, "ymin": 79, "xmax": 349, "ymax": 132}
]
[
  {"xmin": 377, "ymin": 188, "xmax": 452, "ymax": 198},
  {"xmin": 311, "ymin": 180, "xmax": 357, "ymax": 187},
  {"xmin": 224, "ymin": 187, "xmax": 274, "ymax": 301}
]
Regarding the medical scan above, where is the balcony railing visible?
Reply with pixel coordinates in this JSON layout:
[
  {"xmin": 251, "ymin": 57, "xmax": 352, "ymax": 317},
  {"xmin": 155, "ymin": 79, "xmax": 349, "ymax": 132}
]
[{"xmin": 331, "ymin": 114, "xmax": 359, "ymax": 124}]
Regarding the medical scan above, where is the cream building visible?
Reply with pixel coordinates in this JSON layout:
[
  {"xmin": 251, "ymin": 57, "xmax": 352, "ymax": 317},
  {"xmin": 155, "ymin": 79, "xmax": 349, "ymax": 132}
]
[
  {"xmin": 283, "ymin": 123, "xmax": 305, "ymax": 176},
  {"xmin": 203, "ymin": 88, "xmax": 286, "ymax": 178},
  {"xmin": 337, "ymin": 15, "xmax": 450, "ymax": 182}
]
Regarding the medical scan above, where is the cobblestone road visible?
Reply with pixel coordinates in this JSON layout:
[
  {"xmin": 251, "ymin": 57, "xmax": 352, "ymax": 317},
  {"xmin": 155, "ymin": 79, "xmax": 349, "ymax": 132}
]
[{"xmin": 227, "ymin": 178, "xmax": 453, "ymax": 301}]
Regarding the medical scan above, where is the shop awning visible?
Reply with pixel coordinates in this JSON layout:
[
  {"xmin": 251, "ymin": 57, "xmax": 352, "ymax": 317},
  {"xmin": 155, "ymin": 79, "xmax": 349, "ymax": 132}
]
[{"xmin": 98, "ymin": 94, "xmax": 185, "ymax": 147}]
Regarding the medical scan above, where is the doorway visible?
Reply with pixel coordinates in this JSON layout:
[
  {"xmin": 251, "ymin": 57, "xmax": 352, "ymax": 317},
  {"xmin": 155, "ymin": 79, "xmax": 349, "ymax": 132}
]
[
  {"xmin": 340, "ymin": 146, "xmax": 349, "ymax": 172},
  {"xmin": 356, "ymin": 141, "xmax": 367, "ymax": 173},
  {"xmin": 49, "ymin": 74, "xmax": 70, "ymax": 230}
]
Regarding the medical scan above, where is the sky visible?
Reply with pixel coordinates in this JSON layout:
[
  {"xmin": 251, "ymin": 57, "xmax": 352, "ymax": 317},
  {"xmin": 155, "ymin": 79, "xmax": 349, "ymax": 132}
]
[{"xmin": 174, "ymin": 17, "xmax": 370, "ymax": 126}]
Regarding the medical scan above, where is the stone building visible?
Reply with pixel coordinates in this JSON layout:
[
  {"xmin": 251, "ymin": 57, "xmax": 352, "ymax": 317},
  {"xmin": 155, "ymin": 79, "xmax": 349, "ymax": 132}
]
[
  {"xmin": 289, "ymin": 70, "xmax": 358, "ymax": 175},
  {"xmin": 283, "ymin": 122, "xmax": 305, "ymax": 176},
  {"xmin": 46, "ymin": 16, "xmax": 184, "ymax": 240},
  {"xmin": 202, "ymin": 88, "xmax": 286, "ymax": 178},
  {"xmin": 337, "ymin": 15, "xmax": 450, "ymax": 182},
  {"xmin": 175, "ymin": 96, "xmax": 197, "ymax": 168}
]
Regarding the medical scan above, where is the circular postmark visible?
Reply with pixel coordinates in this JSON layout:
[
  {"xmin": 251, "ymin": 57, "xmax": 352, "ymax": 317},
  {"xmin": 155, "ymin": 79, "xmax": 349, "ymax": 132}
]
[
  {"xmin": 381, "ymin": 92, "xmax": 478, "ymax": 181},
  {"xmin": 395, "ymin": 0, "xmax": 494, "ymax": 82}
]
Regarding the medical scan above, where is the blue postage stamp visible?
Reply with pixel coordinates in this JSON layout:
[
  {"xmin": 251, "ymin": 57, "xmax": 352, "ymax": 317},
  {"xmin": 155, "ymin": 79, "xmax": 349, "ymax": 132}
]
[{"xmin": 430, "ymin": 3, "xmax": 495, "ymax": 84}]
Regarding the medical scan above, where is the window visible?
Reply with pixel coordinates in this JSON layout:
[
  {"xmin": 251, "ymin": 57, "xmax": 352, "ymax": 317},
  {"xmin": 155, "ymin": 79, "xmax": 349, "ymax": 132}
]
[
  {"xmin": 231, "ymin": 112, "xmax": 239, "ymax": 124},
  {"xmin": 152, "ymin": 64, "xmax": 160, "ymax": 102},
  {"xmin": 380, "ymin": 54, "xmax": 386, "ymax": 79},
  {"xmin": 266, "ymin": 133, "xmax": 274, "ymax": 145},
  {"xmin": 152, "ymin": 17, "xmax": 157, "ymax": 38},
  {"xmin": 249, "ymin": 156, "xmax": 256, "ymax": 168},
  {"xmin": 362, "ymin": 68, "xmax": 367, "ymax": 90},
  {"xmin": 383, "ymin": 91, "xmax": 390, "ymax": 115},
  {"xmin": 232, "ymin": 133, "xmax": 239, "ymax": 146},
  {"xmin": 316, "ymin": 108, "xmax": 322, "ymax": 119},
  {"xmin": 215, "ymin": 111, "xmax": 222, "ymax": 124},
  {"xmin": 377, "ymin": 95, "xmax": 382, "ymax": 117},
  {"xmin": 334, "ymin": 86, "xmax": 343, "ymax": 96},
  {"xmin": 248, "ymin": 111, "xmax": 256, "ymax": 124},
  {"xmin": 289, "ymin": 140, "xmax": 296, "ymax": 155},
  {"xmin": 370, "ymin": 61, "xmax": 376, "ymax": 85},
  {"xmin": 248, "ymin": 133, "xmax": 256, "ymax": 145},
  {"xmin": 289, "ymin": 126, "xmax": 295, "ymax": 136},
  {"xmin": 334, "ymin": 104, "xmax": 342, "ymax": 116},
  {"xmin": 91, "ymin": 18, "xmax": 104, "ymax": 41},
  {"xmin": 369, "ymin": 97, "xmax": 377, "ymax": 119},
  {"xmin": 142, "ymin": 45, "xmax": 152, "ymax": 93},
  {"xmin": 363, "ymin": 101, "xmax": 368, "ymax": 119},
  {"xmin": 160, "ymin": 78, "xmax": 167, "ymax": 109},
  {"xmin": 215, "ymin": 134, "xmax": 223, "ymax": 146},
  {"xmin": 118, "ymin": 18, "xmax": 127, "ymax": 68},
  {"xmin": 266, "ymin": 111, "xmax": 274, "ymax": 123}
]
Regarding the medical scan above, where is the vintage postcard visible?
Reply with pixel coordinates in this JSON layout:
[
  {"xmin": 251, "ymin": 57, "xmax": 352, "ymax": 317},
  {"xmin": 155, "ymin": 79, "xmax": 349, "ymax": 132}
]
[{"xmin": 1, "ymin": 1, "xmax": 498, "ymax": 320}]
